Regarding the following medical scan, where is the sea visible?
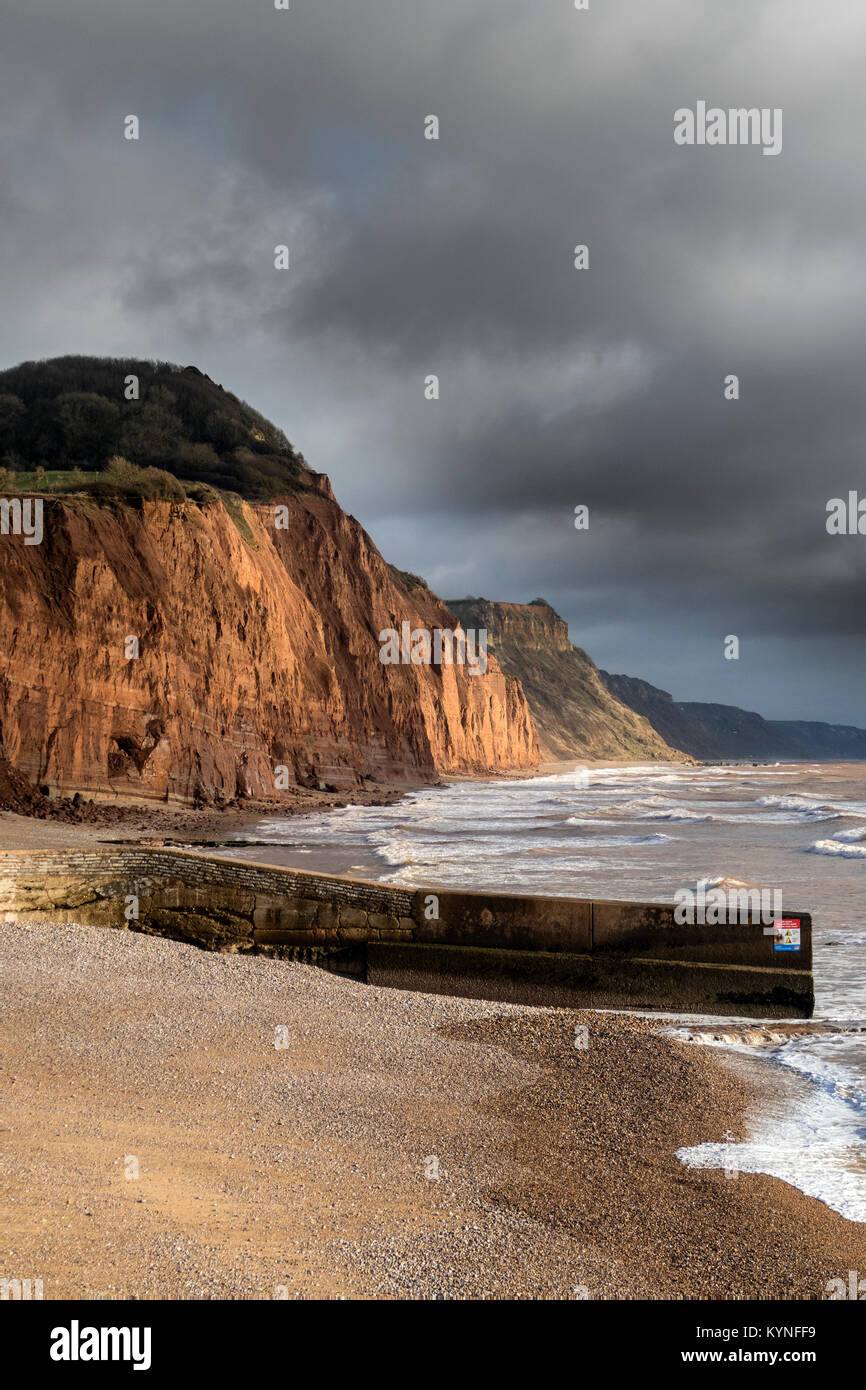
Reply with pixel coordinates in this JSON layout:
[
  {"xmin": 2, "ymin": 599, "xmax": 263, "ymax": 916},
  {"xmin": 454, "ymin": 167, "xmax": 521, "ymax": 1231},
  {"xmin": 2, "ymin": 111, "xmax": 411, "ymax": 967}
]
[{"xmin": 219, "ymin": 761, "xmax": 866, "ymax": 1222}]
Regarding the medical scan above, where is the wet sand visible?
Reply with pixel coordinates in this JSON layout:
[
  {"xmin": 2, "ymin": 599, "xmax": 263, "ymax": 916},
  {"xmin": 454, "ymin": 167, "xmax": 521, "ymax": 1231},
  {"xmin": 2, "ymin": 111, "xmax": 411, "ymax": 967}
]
[
  {"xmin": 0, "ymin": 764, "xmax": 579, "ymax": 875},
  {"xmin": 2, "ymin": 918, "xmax": 864, "ymax": 1300},
  {"xmin": 0, "ymin": 784, "xmax": 414, "ymax": 853}
]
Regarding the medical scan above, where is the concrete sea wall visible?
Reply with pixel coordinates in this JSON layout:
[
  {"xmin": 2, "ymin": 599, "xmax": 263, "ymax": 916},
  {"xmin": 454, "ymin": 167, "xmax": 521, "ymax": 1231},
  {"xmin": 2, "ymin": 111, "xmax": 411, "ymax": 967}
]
[{"xmin": 0, "ymin": 847, "xmax": 814, "ymax": 1017}]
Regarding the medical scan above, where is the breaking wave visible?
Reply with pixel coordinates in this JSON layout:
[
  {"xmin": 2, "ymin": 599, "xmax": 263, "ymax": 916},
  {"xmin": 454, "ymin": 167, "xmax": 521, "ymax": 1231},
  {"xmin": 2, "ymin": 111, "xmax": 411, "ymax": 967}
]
[{"xmin": 810, "ymin": 839, "xmax": 866, "ymax": 858}]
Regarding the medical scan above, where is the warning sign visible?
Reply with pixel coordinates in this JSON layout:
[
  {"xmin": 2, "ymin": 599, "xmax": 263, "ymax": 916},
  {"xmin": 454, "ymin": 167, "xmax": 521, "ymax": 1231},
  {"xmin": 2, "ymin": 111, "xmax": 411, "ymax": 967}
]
[{"xmin": 774, "ymin": 919, "xmax": 801, "ymax": 952}]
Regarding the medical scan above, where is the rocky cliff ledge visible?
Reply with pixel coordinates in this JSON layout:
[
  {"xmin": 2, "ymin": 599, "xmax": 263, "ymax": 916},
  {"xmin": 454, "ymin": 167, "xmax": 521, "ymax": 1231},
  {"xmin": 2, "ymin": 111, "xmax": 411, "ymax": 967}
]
[
  {"xmin": 0, "ymin": 492, "xmax": 538, "ymax": 803},
  {"xmin": 447, "ymin": 597, "xmax": 688, "ymax": 763}
]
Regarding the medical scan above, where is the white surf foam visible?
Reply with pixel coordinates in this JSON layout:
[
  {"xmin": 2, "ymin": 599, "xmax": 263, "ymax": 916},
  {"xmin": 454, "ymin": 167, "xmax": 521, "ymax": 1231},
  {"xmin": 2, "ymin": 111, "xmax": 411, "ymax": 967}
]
[
  {"xmin": 677, "ymin": 1031, "xmax": 866, "ymax": 1223},
  {"xmin": 810, "ymin": 839, "xmax": 866, "ymax": 858}
]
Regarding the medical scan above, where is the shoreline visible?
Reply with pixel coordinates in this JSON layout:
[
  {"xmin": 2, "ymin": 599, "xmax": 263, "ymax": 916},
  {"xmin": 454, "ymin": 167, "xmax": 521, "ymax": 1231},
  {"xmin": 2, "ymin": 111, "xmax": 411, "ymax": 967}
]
[
  {"xmin": 0, "ymin": 759, "xmax": 588, "ymax": 854},
  {"xmin": 0, "ymin": 782, "xmax": 422, "ymax": 852},
  {"xmin": 0, "ymin": 756, "xmax": 689, "ymax": 856},
  {"xmin": 2, "ymin": 916, "xmax": 864, "ymax": 1300},
  {"xmin": 2, "ymin": 759, "xmax": 863, "ymax": 1295},
  {"xmin": 0, "ymin": 755, "xmax": 834, "ymax": 853}
]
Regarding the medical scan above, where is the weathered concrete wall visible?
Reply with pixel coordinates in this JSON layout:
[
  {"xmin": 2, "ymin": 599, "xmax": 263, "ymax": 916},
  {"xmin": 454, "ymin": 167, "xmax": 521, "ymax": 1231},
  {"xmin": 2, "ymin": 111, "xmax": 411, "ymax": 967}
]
[
  {"xmin": 366, "ymin": 943, "xmax": 812, "ymax": 1016},
  {"xmin": 0, "ymin": 848, "xmax": 814, "ymax": 1017}
]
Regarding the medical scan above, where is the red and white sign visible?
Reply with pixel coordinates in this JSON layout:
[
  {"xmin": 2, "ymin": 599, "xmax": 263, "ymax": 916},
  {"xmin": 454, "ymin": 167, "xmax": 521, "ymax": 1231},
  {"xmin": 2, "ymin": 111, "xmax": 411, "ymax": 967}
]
[{"xmin": 774, "ymin": 919, "xmax": 801, "ymax": 952}]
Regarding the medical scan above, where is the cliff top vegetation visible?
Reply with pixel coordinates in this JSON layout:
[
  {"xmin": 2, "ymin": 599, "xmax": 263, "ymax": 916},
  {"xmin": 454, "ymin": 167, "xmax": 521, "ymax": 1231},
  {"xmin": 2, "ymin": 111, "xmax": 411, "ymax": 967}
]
[{"xmin": 0, "ymin": 357, "xmax": 311, "ymax": 501}]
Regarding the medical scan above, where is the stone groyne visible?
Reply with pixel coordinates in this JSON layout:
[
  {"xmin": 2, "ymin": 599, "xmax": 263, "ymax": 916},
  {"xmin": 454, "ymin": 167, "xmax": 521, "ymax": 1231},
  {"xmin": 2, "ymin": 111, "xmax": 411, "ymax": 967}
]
[{"xmin": 0, "ymin": 847, "xmax": 814, "ymax": 1018}]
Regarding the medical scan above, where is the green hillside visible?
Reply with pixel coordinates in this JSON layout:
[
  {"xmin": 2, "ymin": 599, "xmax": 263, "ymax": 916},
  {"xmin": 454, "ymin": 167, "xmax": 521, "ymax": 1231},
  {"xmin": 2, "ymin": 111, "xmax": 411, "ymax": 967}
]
[{"xmin": 0, "ymin": 356, "xmax": 311, "ymax": 501}]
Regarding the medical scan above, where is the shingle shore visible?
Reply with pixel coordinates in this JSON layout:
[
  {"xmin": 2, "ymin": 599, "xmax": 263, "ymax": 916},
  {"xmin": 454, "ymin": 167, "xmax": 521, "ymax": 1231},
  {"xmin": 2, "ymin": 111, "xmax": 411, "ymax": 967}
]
[{"xmin": 2, "ymin": 919, "xmax": 863, "ymax": 1300}]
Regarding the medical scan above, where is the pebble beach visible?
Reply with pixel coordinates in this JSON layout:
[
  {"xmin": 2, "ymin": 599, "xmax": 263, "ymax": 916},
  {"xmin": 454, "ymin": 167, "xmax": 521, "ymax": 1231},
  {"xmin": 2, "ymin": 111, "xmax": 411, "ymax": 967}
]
[{"xmin": 3, "ymin": 917, "xmax": 865, "ymax": 1300}]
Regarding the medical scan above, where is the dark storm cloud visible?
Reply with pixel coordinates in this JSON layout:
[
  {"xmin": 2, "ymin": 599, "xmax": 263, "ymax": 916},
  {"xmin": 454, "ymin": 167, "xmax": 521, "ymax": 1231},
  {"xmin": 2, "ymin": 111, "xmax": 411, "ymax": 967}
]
[{"xmin": 2, "ymin": 0, "xmax": 865, "ymax": 721}]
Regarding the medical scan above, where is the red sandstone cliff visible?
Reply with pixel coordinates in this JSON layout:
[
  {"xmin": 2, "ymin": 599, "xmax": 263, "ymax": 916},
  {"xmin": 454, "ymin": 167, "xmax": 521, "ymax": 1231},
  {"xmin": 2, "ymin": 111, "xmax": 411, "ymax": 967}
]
[
  {"xmin": 447, "ymin": 597, "xmax": 689, "ymax": 762},
  {"xmin": 0, "ymin": 487, "xmax": 538, "ymax": 804}
]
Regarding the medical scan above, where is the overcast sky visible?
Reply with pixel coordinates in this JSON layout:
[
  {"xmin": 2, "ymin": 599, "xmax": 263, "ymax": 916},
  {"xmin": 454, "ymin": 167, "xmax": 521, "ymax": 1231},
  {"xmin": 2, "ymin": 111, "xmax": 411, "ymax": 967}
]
[{"xmin": 2, "ymin": 0, "xmax": 865, "ymax": 722}]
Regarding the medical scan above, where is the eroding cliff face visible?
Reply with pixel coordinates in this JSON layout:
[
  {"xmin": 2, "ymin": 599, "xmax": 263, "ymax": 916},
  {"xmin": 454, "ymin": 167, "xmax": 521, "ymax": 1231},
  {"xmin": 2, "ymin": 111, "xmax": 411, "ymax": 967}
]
[
  {"xmin": 447, "ymin": 597, "xmax": 688, "ymax": 762},
  {"xmin": 0, "ymin": 491, "xmax": 538, "ymax": 803}
]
